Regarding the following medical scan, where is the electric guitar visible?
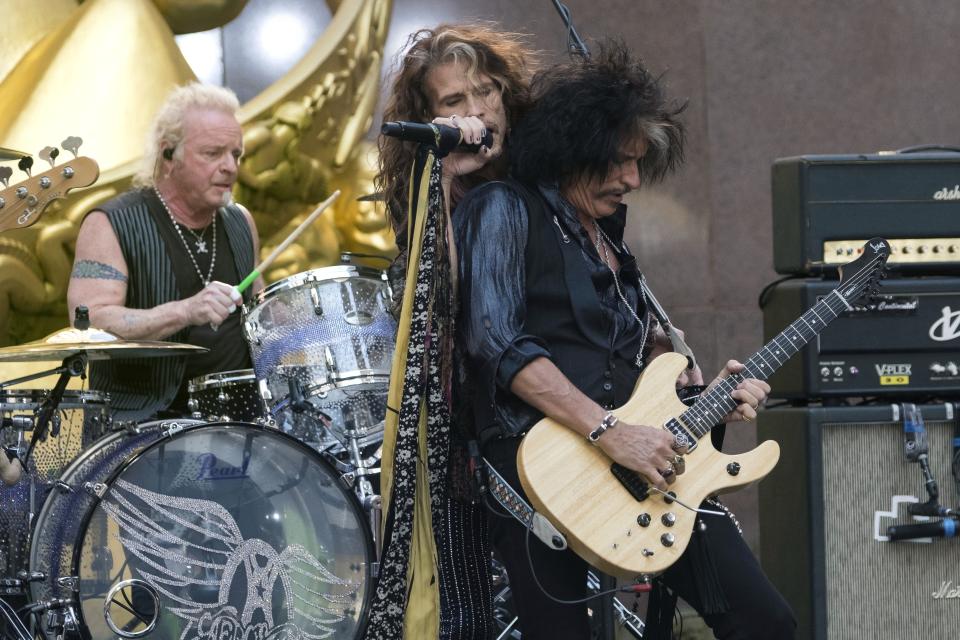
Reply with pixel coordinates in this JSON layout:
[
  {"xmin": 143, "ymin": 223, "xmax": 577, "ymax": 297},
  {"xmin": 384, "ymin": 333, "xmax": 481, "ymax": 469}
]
[
  {"xmin": 517, "ymin": 238, "xmax": 890, "ymax": 577},
  {"xmin": 0, "ymin": 152, "xmax": 99, "ymax": 234}
]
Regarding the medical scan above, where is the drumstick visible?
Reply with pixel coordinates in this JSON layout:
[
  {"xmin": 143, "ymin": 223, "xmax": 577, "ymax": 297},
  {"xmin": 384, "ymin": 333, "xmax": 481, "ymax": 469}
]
[{"xmin": 235, "ymin": 190, "xmax": 341, "ymax": 294}]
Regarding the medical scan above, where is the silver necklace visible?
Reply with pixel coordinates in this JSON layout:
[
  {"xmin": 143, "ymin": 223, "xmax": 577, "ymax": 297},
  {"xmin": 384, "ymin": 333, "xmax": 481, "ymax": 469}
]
[
  {"xmin": 155, "ymin": 188, "xmax": 217, "ymax": 286},
  {"xmin": 181, "ymin": 224, "xmax": 210, "ymax": 254},
  {"xmin": 592, "ymin": 219, "xmax": 648, "ymax": 367}
]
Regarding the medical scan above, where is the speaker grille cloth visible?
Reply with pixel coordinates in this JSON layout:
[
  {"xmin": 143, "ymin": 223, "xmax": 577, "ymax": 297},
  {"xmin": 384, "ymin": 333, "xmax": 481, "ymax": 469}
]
[{"xmin": 822, "ymin": 419, "xmax": 960, "ymax": 638}]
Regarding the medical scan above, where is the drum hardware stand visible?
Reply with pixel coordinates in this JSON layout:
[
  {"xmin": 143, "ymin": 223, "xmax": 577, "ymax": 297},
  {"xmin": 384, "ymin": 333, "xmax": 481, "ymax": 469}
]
[{"xmin": 341, "ymin": 427, "xmax": 383, "ymax": 561}]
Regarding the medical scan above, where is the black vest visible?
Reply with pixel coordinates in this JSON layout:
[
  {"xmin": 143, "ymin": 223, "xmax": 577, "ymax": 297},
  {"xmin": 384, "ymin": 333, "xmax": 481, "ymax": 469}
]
[
  {"xmin": 474, "ymin": 181, "xmax": 647, "ymax": 440},
  {"xmin": 89, "ymin": 189, "xmax": 255, "ymax": 420}
]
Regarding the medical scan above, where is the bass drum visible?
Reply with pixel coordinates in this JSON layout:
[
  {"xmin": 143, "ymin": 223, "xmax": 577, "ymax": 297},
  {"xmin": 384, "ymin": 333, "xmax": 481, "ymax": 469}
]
[{"xmin": 30, "ymin": 421, "xmax": 373, "ymax": 640}]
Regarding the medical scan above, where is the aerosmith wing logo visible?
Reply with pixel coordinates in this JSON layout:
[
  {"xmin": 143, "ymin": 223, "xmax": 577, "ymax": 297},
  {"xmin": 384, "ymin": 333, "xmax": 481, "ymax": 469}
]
[{"xmin": 101, "ymin": 479, "xmax": 361, "ymax": 640}]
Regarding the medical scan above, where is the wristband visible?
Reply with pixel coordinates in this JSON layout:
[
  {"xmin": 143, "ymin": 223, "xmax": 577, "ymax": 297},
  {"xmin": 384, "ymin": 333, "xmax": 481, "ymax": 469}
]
[{"xmin": 587, "ymin": 412, "xmax": 619, "ymax": 444}]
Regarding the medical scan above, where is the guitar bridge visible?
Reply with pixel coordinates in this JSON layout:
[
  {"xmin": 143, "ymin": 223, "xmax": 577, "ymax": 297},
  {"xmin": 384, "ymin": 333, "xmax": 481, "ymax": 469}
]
[{"xmin": 611, "ymin": 463, "xmax": 649, "ymax": 501}]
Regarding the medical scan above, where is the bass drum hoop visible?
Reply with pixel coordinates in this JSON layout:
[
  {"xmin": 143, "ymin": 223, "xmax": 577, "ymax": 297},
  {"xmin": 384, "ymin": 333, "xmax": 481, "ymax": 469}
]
[
  {"xmin": 27, "ymin": 422, "xmax": 176, "ymax": 605},
  {"xmin": 69, "ymin": 420, "xmax": 375, "ymax": 640}
]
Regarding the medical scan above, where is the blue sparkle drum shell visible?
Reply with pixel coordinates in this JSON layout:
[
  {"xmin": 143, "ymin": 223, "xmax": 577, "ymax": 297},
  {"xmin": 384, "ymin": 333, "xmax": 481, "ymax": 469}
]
[
  {"xmin": 31, "ymin": 421, "xmax": 373, "ymax": 640},
  {"xmin": 242, "ymin": 265, "xmax": 396, "ymax": 447}
]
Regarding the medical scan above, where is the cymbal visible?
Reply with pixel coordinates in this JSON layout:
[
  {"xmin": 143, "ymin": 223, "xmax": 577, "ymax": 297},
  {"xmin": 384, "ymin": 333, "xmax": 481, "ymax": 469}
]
[
  {"xmin": 0, "ymin": 146, "xmax": 31, "ymax": 161},
  {"xmin": 0, "ymin": 326, "xmax": 208, "ymax": 362}
]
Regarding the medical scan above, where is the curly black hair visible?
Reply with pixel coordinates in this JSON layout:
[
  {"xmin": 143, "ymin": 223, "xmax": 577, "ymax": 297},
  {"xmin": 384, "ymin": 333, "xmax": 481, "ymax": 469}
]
[{"xmin": 510, "ymin": 40, "xmax": 686, "ymax": 187}]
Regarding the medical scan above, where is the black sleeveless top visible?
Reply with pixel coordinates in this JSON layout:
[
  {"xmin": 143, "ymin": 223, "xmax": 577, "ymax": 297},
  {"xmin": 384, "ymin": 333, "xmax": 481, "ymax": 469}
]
[
  {"xmin": 149, "ymin": 193, "xmax": 254, "ymax": 411},
  {"xmin": 90, "ymin": 188, "xmax": 255, "ymax": 420}
]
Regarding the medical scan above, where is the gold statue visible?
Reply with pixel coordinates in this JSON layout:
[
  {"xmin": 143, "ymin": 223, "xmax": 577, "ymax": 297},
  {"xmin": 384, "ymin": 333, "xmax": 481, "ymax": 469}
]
[{"xmin": 0, "ymin": 0, "xmax": 395, "ymax": 348}]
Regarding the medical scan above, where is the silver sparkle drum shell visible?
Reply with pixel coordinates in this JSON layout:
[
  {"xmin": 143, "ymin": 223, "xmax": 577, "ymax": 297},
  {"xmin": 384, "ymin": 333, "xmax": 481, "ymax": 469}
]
[{"xmin": 31, "ymin": 421, "xmax": 373, "ymax": 640}]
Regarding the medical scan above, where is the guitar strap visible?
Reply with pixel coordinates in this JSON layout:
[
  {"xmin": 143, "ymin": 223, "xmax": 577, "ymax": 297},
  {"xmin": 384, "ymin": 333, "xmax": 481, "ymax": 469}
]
[
  {"xmin": 482, "ymin": 458, "xmax": 568, "ymax": 550},
  {"xmin": 640, "ymin": 275, "xmax": 698, "ymax": 372}
]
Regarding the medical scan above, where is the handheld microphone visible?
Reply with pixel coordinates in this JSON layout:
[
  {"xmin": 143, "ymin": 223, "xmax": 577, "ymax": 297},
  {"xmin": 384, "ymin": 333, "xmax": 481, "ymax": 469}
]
[
  {"xmin": 381, "ymin": 121, "xmax": 493, "ymax": 153},
  {"xmin": 887, "ymin": 518, "xmax": 959, "ymax": 542}
]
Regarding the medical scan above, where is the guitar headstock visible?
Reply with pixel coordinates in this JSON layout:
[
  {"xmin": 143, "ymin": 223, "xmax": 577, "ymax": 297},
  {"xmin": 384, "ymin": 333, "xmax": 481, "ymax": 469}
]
[
  {"xmin": 0, "ymin": 140, "xmax": 99, "ymax": 234},
  {"xmin": 837, "ymin": 237, "xmax": 891, "ymax": 305}
]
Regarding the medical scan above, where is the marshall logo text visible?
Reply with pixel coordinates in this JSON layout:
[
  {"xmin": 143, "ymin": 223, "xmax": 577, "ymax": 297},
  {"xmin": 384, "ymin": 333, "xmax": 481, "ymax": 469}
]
[
  {"xmin": 934, "ymin": 185, "xmax": 960, "ymax": 201},
  {"xmin": 933, "ymin": 581, "xmax": 960, "ymax": 599}
]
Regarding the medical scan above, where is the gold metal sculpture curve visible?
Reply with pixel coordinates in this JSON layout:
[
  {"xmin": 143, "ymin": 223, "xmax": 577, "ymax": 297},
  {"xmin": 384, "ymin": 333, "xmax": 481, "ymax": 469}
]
[{"xmin": 0, "ymin": 0, "xmax": 396, "ymax": 351}]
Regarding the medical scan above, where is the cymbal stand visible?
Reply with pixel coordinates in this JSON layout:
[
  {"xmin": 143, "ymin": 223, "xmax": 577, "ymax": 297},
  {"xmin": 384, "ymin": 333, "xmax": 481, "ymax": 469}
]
[{"xmin": 20, "ymin": 353, "xmax": 87, "ymax": 468}]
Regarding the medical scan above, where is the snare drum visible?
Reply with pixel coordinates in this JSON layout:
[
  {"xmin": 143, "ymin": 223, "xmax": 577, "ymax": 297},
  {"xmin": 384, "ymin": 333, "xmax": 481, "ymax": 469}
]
[
  {"xmin": 187, "ymin": 369, "xmax": 265, "ymax": 423},
  {"xmin": 243, "ymin": 265, "xmax": 396, "ymax": 447},
  {"xmin": 30, "ymin": 420, "xmax": 374, "ymax": 640}
]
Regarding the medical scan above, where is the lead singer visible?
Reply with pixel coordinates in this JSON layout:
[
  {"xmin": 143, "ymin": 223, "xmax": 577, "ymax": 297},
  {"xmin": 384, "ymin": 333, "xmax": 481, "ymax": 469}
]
[
  {"xmin": 366, "ymin": 23, "xmax": 537, "ymax": 639},
  {"xmin": 455, "ymin": 42, "xmax": 797, "ymax": 639}
]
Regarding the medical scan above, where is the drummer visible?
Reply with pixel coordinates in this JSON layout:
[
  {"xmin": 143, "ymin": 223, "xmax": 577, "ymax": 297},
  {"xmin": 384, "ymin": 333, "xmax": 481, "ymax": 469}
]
[{"xmin": 67, "ymin": 83, "xmax": 264, "ymax": 420}]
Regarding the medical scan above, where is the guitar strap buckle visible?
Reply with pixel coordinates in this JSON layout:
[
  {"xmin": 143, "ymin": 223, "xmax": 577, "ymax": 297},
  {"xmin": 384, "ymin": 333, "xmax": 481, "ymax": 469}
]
[{"xmin": 483, "ymin": 458, "xmax": 567, "ymax": 550}]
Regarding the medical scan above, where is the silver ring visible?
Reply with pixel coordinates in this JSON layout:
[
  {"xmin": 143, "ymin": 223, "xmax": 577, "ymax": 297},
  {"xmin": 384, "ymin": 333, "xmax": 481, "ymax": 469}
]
[
  {"xmin": 671, "ymin": 433, "xmax": 689, "ymax": 452},
  {"xmin": 660, "ymin": 465, "xmax": 675, "ymax": 478}
]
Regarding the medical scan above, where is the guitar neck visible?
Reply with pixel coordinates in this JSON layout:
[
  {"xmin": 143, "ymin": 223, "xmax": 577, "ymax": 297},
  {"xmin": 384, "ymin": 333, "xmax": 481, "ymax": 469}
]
[{"xmin": 678, "ymin": 289, "xmax": 852, "ymax": 439}]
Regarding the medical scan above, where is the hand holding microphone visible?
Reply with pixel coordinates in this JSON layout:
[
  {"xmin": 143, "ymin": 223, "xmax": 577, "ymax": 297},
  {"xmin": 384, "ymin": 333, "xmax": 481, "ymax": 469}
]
[{"xmin": 381, "ymin": 120, "xmax": 493, "ymax": 155}]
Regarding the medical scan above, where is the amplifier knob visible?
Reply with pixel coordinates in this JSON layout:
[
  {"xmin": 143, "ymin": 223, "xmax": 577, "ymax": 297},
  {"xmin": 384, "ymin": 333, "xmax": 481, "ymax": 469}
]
[{"xmin": 820, "ymin": 366, "xmax": 830, "ymax": 377}]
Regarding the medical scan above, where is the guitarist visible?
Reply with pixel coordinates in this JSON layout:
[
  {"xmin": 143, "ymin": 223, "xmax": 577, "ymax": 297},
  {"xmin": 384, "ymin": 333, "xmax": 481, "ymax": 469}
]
[{"xmin": 454, "ymin": 42, "xmax": 795, "ymax": 639}]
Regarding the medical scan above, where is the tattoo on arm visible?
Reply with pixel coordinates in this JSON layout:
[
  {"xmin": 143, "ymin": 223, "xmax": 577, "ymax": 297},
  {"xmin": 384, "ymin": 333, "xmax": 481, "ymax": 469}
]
[{"xmin": 71, "ymin": 260, "xmax": 127, "ymax": 282}]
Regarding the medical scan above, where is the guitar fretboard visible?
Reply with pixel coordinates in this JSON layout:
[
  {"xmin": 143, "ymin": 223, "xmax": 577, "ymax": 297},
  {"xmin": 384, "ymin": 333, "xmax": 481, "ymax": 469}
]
[{"xmin": 674, "ymin": 289, "xmax": 853, "ymax": 440}]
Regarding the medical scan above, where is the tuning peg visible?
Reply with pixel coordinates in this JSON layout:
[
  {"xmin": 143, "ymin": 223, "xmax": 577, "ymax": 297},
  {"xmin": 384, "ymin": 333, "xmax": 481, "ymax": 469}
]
[
  {"xmin": 38, "ymin": 146, "xmax": 59, "ymax": 168},
  {"xmin": 17, "ymin": 156, "xmax": 33, "ymax": 177},
  {"xmin": 61, "ymin": 136, "xmax": 83, "ymax": 158},
  {"xmin": 0, "ymin": 166, "xmax": 11, "ymax": 187}
]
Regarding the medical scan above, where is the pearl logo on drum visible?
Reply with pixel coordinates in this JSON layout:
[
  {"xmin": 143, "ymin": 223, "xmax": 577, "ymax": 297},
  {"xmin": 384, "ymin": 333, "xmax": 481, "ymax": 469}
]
[{"xmin": 195, "ymin": 451, "xmax": 251, "ymax": 481}]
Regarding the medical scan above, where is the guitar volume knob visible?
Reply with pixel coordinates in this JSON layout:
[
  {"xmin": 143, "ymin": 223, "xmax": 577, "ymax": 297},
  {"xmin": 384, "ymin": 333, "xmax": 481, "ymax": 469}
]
[
  {"xmin": 637, "ymin": 513, "xmax": 651, "ymax": 527},
  {"xmin": 660, "ymin": 533, "xmax": 675, "ymax": 547},
  {"xmin": 661, "ymin": 512, "xmax": 676, "ymax": 527}
]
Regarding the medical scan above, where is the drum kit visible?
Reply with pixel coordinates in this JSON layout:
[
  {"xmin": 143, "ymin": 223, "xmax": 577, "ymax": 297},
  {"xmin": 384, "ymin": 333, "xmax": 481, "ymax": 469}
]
[{"xmin": 0, "ymin": 262, "xmax": 393, "ymax": 640}]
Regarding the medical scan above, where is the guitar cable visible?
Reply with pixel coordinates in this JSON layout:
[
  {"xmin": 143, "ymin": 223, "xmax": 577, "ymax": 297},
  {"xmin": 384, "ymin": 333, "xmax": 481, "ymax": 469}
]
[{"xmin": 523, "ymin": 528, "xmax": 652, "ymax": 605}]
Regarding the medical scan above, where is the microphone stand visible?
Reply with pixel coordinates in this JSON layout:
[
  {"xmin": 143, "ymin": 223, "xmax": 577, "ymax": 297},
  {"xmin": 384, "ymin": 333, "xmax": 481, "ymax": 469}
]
[{"xmin": 551, "ymin": 0, "xmax": 591, "ymax": 57}]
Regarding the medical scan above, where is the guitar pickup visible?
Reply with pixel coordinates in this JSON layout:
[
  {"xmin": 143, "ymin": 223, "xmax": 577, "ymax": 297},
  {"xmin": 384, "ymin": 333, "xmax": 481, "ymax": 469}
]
[{"xmin": 611, "ymin": 463, "xmax": 650, "ymax": 501}]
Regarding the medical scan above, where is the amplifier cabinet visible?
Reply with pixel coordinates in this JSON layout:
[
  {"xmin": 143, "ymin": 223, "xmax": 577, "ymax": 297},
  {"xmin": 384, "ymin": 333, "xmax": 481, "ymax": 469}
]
[
  {"xmin": 773, "ymin": 152, "xmax": 960, "ymax": 275},
  {"xmin": 763, "ymin": 276, "xmax": 960, "ymax": 399},
  {"xmin": 758, "ymin": 404, "xmax": 960, "ymax": 640}
]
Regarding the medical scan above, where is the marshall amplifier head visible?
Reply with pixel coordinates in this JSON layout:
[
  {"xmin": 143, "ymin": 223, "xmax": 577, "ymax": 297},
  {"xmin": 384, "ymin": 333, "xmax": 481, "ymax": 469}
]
[
  {"xmin": 763, "ymin": 276, "xmax": 960, "ymax": 399},
  {"xmin": 772, "ymin": 151, "xmax": 960, "ymax": 276}
]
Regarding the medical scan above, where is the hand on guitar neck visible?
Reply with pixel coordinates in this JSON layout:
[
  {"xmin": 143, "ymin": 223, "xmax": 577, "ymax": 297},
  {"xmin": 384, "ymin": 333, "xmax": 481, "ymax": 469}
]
[{"xmin": 705, "ymin": 359, "xmax": 770, "ymax": 424}]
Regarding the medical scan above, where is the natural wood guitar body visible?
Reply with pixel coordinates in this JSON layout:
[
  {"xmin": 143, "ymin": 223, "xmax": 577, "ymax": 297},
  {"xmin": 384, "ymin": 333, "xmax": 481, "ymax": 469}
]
[{"xmin": 517, "ymin": 352, "xmax": 780, "ymax": 578}]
